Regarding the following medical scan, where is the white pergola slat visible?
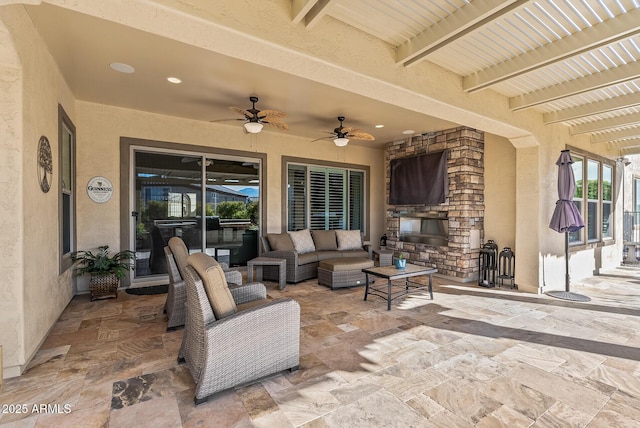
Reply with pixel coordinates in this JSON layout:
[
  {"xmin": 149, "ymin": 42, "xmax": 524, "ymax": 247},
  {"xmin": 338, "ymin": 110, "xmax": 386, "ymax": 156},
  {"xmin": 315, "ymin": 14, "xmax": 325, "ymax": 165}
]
[
  {"xmin": 571, "ymin": 115, "xmax": 640, "ymax": 135},
  {"xmin": 544, "ymin": 91, "xmax": 640, "ymax": 123},
  {"xmin": 590, "ymin": 127, "xmax": 640, "ymax": 144}
]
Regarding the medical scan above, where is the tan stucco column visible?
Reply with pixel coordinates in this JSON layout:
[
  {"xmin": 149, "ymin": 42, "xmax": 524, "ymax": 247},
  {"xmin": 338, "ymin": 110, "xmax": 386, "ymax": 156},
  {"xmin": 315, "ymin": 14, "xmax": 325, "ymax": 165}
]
[{"xmin": 511, "ymin": 139, "xmax": 543, "ymax": 293}]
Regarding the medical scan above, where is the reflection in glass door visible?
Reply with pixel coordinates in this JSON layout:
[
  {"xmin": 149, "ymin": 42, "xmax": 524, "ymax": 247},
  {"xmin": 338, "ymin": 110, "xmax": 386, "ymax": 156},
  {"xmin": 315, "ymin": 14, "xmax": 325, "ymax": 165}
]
[
  {"xmin": 134, "ymin": 152, "xmax": 202, "ymax": 278},
  {"xmin": 133, "ymin": 150, "xmax": 260, "ymax": 280}
]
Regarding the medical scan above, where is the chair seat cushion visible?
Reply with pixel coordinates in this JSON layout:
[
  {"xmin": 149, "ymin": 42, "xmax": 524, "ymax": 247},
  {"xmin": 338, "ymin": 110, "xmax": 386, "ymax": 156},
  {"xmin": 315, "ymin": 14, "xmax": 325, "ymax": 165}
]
[
  {"xmin": 341, "ymin": 249, "xmax": 369, "ymax": 258},
  {"xmin": 298, "ymin": 252, "xmax": 319, "ymax": 265},
  {"xmin": 319, "ymin": 257, "xmax": 374, "ymax": 272}
]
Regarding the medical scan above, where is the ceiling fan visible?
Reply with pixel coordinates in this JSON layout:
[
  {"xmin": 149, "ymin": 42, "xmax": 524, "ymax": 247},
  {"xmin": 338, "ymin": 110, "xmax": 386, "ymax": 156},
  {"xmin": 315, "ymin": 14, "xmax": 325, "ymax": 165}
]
[
  {"xmin": 227, "ymin": 96, "xmax": 288, "ymax": 133},
  {"xmin": 314, "ymin": 116, "xmax": 375, "ymax": 146}
]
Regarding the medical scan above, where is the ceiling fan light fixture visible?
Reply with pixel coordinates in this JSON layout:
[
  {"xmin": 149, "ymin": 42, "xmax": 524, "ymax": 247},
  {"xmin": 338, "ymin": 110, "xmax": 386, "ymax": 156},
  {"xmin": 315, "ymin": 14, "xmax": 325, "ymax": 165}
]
[
  {"xmin": 334, "ymin": 137, "xmax": 349, "ymax": 147},
  {"xmin": 244, "ymin": 122, "xmax": 263, "ymax": 133}
]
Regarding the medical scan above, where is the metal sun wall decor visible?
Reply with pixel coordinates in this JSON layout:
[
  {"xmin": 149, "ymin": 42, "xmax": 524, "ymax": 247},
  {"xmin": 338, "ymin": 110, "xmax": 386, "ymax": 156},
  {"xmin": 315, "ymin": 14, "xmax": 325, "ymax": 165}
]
[{"xmin": 38, "ymin": 135, "xmax": 53, "ymax": 193}]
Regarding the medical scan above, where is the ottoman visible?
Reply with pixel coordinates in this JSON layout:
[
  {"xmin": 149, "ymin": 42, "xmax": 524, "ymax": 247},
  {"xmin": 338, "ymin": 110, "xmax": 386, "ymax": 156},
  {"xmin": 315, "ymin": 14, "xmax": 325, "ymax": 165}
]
[{"xmin": 318, "ymin": 258, "xmax": 374, "ymax": 289}]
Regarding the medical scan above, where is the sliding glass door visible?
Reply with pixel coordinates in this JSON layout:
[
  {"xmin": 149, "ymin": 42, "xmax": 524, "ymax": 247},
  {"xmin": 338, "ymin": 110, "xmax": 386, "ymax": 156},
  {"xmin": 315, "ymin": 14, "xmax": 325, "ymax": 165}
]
[{"xmin": 133, "ymin": 149, "xmax": 260, "ymax": 280}]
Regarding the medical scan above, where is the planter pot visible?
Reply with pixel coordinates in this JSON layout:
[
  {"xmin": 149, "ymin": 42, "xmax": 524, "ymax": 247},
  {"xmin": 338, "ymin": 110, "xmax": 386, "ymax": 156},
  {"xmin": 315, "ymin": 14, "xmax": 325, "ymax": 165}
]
[
  {"xmin": 89, "ymin": 272, "xmax": 119, "ymax": 301},
  {"xmin": 394, "ymin": 259, "xmax": 406, "ymax": 269}
]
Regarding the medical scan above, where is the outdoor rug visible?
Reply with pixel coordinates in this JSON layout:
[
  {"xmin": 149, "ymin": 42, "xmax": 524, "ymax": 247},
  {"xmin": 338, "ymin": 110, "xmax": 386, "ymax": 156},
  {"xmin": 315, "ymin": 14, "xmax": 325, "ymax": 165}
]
[{"xmin": 125, "ymin": 285, "xmax": 169, "ymax": 295}]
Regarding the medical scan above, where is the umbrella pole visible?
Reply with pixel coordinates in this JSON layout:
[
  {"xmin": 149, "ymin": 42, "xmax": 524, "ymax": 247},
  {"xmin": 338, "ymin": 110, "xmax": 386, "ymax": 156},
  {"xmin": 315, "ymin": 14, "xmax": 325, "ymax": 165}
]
[
  {"xmin": 547, "ymin": 231, "xmax": 591, "ymax": 302},
  {"xmin": 565, "ymin": 232, "xmax": 570, "ymax": 292}
]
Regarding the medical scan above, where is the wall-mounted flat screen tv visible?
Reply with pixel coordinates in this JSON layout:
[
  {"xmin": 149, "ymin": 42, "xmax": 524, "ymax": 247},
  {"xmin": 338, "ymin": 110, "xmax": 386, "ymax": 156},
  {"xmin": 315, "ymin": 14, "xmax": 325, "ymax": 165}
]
[{"xmin": 389, "ymin": 150, "xmax": 448, "ymax": 205}]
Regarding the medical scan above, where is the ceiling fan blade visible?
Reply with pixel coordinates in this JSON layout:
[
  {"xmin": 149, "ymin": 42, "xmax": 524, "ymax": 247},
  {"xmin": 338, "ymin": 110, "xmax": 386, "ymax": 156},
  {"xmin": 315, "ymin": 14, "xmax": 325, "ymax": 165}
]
[
  {"xmin": 262, "ymin": 119, "xmax": 289, "ymax": 131},
  {"xmin": 209, "ymin": 118, "xmax": 245, "ymax": 123},
  {"xmin": 347, "ymin": 131, "xmax": 375, "ymax": 141},
  {"xmin": 258, "ymin": 109, "xmax": 287, "ymax": 119},
  {"xmin": 311, "ymin": 136, "xmax": 333, "ymax": 142},
  {"xmin": 229, "ymin": 107, "xmax": 251, "ymax": 118}
]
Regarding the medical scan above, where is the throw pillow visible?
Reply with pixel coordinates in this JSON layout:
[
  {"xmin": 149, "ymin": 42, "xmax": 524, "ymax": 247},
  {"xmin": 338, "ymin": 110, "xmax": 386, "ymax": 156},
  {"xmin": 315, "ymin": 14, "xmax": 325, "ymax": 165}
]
[
  {"xmin": 187, "ymin": 253, "xmax": 237, "ymax": 319},
  {"xmin": 336, "ymin": 230, "xmax": 363, "ymax": 251},
  {"xmin": 311, "ymin": 230, "xmax": 338, "ymax": 251},
  {"xmin": 267, "ymin": 233, "xmax": 295, "ymax": 252},
  {"xmin": 288, "ymin": 229, "xmax": 316, "ymax": 254}
]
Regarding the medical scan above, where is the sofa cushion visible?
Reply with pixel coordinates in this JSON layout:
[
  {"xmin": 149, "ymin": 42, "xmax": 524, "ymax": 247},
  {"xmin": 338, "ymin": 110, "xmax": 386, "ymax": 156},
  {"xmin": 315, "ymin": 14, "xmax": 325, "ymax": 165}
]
[
  {"xmin": 297, "ymin": 252, "xmax": 319, "ymax": 265},
  {"xmin": 187, "ymin": 253, "xmax": 237, "ymax": 319},
  {"xmin": 341, "ymin": 249, "xmax": 369, "ymax": 259},
  {"xmin": 336, "ymin": 230, "xmax": 363, "ymax": 251},
  {"xmin": 311, "ymin": 230, "xmax": 338, "ymax": 251},
  {"xmin": 288, "ymin": 229, "xmax": 316, "ymax": 254},
  {"xmin": 316, "ymin": 250, "xmax": 344, "ymax": 261},
  {"xmin": 267, "ymin": 233, "xmax": 295, "ymax": 252}
]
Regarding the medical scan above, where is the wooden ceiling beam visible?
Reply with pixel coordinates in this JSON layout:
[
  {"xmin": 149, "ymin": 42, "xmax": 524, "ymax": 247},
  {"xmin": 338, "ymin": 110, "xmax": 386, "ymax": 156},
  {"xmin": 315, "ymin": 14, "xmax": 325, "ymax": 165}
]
[
  {"xmin": 544, "ymin": 92, "xmax": 640, "ymax": 124},
  {"xmin": 396, "ymin": 0, "xmax": 528, "ymax": 67},
  {"xmin": 591, "ymin": 127, "xmax": 640, "ymax": 144},
  {"xmin": 571, "ymin": 115, "xmax": 640, "ymax": 135},
  {"xmin": 464, "ymin": 8, "xmax": 640, "ymax": 93},
  {"xmin": 509, "ymin": 62, "xmax": 640, "ymax": 111}
]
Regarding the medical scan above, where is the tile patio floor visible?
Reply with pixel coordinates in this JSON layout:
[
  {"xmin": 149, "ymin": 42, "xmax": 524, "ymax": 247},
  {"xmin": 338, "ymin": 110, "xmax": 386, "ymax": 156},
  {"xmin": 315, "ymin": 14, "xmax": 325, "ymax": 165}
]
[{"xmin": 1, "ymin": 266, "xmax": 639, "ymax": 427}]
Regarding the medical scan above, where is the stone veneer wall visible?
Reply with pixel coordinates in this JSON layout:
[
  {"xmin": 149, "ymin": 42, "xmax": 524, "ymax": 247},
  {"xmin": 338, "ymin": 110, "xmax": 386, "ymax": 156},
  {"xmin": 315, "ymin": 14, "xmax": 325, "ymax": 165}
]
[{"xmin": 385, "ymin": 127, "xmax": 484, "ymax": 281}]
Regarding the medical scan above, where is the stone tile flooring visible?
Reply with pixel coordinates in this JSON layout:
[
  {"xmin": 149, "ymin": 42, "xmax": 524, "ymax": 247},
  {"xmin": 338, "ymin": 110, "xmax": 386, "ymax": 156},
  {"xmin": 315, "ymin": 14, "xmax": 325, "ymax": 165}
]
[{"xmin": 1, "ymin": 267, "xmax": 640, "ymax": 427}]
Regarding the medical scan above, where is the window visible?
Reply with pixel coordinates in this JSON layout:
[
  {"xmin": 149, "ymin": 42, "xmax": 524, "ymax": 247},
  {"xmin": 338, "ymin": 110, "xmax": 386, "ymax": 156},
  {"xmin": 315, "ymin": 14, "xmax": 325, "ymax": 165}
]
[
  {"xmin": 59, "ymin": 105, "xmax": 76, "ymax": 272},
  {"xmin": 568, "ymin": 149, "xmax": 614, "ymax": 246},
  {"xmin": 286, "ymin": 160, "xmax": 367, "ymax": 234}
]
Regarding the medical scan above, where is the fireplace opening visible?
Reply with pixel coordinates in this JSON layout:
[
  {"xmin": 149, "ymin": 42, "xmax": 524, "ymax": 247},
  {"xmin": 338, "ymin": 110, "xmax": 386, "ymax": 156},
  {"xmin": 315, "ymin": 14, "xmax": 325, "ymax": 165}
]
[{"xmin": 399, "ymin": 215, "xmax": 448, "ymax": 246}]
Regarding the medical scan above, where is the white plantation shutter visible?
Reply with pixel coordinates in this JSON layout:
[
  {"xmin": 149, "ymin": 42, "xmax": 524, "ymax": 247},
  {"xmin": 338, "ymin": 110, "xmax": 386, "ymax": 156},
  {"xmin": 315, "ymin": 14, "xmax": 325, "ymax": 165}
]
[
  {"xmin": 327, "ymin": 169, "xmax": 346, "ymax": 230},
  {"xmin": 309, "ymin": 169, "xmax": 328, "ymax": 230},
  {"xmin": 287, "ymin": 163, "xmax": 365, "ymax": 233},
  {"xmin": 349, "ymin": 171, "xmax": 363, "ymax": 231},
  {"xmin": 287, "ymin": 165, "xmax": 307, "ymax": 231}
]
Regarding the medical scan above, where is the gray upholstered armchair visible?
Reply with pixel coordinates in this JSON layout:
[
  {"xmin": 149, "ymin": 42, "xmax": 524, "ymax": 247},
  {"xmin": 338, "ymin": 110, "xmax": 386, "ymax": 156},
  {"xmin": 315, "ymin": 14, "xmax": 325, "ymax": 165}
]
[
  {"xmin": 163, "ymin": 237, "xmax": 243, "ymax": 331},
  {"xmin": 181, "ymin": 253, "xmax": 300, "ymax": 405}
]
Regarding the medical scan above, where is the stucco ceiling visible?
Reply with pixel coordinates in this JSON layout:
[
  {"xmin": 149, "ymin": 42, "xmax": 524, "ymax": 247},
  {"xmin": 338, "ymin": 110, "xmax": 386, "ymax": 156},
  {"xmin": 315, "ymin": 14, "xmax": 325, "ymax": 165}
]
[{"xmin": 24, "ymin": 0, "xmax": 640, "ymax": 153}]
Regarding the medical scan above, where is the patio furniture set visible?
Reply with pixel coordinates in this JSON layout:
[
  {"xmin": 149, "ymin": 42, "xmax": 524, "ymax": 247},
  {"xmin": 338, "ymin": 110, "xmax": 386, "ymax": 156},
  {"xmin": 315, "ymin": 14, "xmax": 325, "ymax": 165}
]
[{"xmin": 160, "ymin": 230, "xmax": 436, "ymax": 405}]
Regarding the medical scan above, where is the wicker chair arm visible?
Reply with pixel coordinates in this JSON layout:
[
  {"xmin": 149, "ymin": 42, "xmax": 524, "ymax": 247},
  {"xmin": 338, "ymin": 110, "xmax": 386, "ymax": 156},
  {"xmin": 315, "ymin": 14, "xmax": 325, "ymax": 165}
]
[
  {"xmin": 228, "ymin": 282, "xmax": 267, "ymax": 304},
  {"xmin": 224, "ymin": 269, "xmax": 243, "ymax": 286}
]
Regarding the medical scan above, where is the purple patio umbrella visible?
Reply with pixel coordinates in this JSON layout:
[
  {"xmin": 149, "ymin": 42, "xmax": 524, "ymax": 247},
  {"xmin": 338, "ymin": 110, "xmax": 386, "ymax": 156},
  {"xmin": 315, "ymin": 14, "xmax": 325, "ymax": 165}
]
[{"xmin": 547, "ymin": 150, "xmax": 590, "ymax": 302}]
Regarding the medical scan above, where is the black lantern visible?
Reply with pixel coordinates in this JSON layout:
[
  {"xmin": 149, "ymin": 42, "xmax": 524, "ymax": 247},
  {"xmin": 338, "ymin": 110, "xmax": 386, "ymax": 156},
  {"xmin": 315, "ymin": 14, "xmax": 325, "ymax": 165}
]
[{"xmin": 380, "ymin": 234, "xmax": 387, "ymax": 248}]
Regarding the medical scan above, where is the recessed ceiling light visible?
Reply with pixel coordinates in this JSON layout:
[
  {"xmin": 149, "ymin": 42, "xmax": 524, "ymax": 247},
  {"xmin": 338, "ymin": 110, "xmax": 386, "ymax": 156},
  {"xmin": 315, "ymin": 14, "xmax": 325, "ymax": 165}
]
[
  {"xmin": 109, "ymin": 62, "xmax": 135, "ymax": 73},
  {"xmin": 167, "ymin": 77, "xmax": 182, "ymax": 84},
  {"xmin": 375, "ymin": 124, "xmax": 384, "ymax": 128},
  {"xmin": 402, "ymin": 129, "xmax": 415, "ymax": 135}
]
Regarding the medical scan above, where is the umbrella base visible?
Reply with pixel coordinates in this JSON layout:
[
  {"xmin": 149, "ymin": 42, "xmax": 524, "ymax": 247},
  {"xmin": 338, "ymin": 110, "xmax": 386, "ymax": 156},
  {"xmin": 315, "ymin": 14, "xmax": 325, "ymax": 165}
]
[{"xmin": 546, "ymin": 290, "xmax": 591, "ymax": 302}]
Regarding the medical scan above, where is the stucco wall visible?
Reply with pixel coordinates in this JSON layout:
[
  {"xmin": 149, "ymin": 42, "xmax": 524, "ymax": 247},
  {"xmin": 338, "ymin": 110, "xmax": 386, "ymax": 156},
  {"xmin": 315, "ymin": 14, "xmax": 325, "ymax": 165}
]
[
  {"xmin": 0, "ymin": 5, "xmax": 76, "ymax": 377},
  {"xmin": 484, "ymin": 133, "xmax": 516, "ymax": 252},
  {"xmin": 74, "ymin": 101, "xmax": 386, "ymax": 290}
]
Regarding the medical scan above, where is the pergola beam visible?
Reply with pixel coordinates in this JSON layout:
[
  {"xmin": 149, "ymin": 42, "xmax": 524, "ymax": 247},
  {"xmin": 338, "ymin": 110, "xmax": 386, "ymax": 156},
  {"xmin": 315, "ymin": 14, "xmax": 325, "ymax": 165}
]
[
  {"xmin": 590, "ymin": 127, "xmax": 640, "ymax": 144},
  {"xmin": 608, "ymin": 137, "xmax": 640, "ymax": 150},
  {"xmin": 292, "ymin": 0, "xmax": 337, "ymax": 29},
  {"xmin": 464, "ymin": 7, "xmax": 640, "ymax": 93},
  {"xmin": 571, "ymin": 115, "xmax": 640, "ymax": 135},
  {"xmin": 396, "ymin": 0, "xmax": 528, "ymax": 67},
  {"xmin": 544, "ymin": 92, "xmax": 640, "ymax": 124},
  {"xmin": 509, "ymin": 62, "xmax": 640, "ymax": 111}
]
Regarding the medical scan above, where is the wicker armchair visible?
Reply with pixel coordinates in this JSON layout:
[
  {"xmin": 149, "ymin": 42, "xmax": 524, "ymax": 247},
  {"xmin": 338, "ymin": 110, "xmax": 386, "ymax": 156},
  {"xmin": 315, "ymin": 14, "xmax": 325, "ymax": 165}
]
[
  {"xmin": 181, "ymin": 253, "xmax": 300, "ymax": 405},
  {"xmin": 163, "ymin": 237, "xmax": 243, "ymax": 331}
]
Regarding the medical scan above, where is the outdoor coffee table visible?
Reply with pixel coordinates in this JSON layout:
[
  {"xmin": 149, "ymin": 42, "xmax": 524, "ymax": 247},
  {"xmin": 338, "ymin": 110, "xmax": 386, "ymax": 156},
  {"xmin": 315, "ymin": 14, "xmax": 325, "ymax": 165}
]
[{"xmin": 363, "ymin": 263, "xmax": 437, "ymax": 310}]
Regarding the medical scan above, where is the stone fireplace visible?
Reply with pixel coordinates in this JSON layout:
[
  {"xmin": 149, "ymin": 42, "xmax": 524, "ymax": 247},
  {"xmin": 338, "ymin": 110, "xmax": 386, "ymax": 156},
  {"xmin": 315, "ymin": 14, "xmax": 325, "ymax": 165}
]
[{"xmin": 385, "ymin": 127, "xmax": 484, "ymax": 282}]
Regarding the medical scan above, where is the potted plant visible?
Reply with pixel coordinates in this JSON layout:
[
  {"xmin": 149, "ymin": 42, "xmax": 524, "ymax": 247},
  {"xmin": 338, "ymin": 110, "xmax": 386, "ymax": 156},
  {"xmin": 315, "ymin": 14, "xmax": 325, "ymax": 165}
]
[
  {"xmin": 394, "ymin": 253, "xmax": 407, "ymax": 269},
  {"xmin": 72, "ymin": 245, "xmax": 136, "ymax": 301}
]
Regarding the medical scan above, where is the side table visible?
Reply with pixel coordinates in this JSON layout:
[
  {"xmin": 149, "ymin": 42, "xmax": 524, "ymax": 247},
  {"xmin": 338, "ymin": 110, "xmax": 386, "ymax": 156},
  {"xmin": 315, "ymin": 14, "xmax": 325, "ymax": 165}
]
[
  {"xmin": 247, "ymin": 257, "xmax": 287, "ymax": 290},
  {"xmin": 372, "ymin": 249, "xmax": 394, "ymax": 266}
]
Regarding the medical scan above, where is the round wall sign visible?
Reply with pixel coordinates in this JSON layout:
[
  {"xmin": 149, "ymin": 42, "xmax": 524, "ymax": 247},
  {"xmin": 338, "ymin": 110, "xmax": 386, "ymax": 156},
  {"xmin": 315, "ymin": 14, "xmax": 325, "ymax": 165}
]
[{"xmin": 87, "ymin": 176, "xmax": 113, "ymax": 203}]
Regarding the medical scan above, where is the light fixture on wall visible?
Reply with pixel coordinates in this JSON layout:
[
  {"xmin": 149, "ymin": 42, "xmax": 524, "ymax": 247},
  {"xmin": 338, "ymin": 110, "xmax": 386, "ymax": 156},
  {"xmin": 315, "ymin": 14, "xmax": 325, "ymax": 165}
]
[
  {"xmin": 244, "ymin": 121, "xmax": 264, "ymax": 134},
  {"xmin": 333, "ymin": 137, "xmax": 349, "ymax": 147}
]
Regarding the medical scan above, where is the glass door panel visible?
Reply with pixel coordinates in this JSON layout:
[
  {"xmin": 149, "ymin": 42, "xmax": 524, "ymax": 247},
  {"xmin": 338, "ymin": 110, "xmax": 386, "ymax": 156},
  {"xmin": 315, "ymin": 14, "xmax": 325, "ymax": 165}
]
[
  {"xmin": 134, "ymin": 151, "xmax": 202, "ymax": 278},
  {"xmin": 204, "ymin": 158, "xmax": 260, "ymax": 266}
]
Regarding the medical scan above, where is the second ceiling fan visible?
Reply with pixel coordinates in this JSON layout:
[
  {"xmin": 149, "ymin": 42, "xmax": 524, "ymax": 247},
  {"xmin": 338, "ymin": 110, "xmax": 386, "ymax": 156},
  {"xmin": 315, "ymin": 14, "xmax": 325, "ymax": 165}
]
[
  {"xmin": 228, "ymin": 96, "xmax": 288, "ymax": 133},
  {"xmin": 314, "ymin": 116, "xmax": 375, "ymax": 146}
]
